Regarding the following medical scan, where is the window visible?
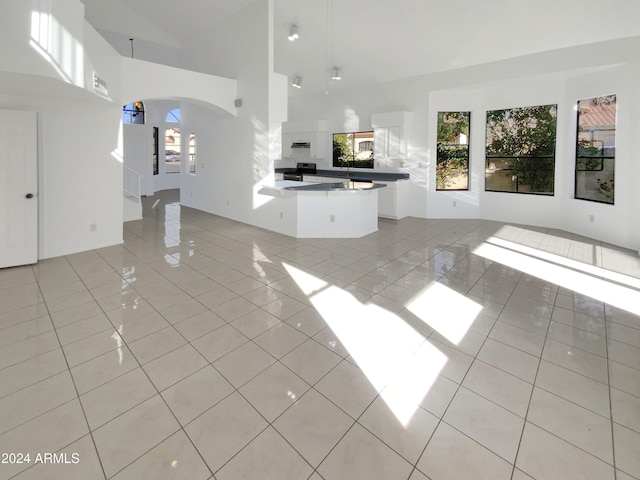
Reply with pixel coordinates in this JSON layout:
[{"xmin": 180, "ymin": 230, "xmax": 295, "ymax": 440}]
[
  {"xmin": 358, "ymin": 141, "xmax": 373, "ymax": 152},
  {"xmin": 165, "ymin": 127, "xmax": 180, "ymax": 174},
  {"xmin": 575, "ymin": 95, "xmax": 616, "ymax": 204},
  {"xmin": 436, "ymin": 111, "xmax": 470, "ymax": 190},
  {"xmin": 166, "ymin": 108, "xmax": 180, "ymax": 123},
  {"xmin": 189, "ymin": 133, "xmax": 196, "ymax": 174},
  {"xmin": 153, "ymin": 127, "xmax": 159, "ymax": 175},
  {"xmin": 333, "ymin": 131, "xmax": 374, "ymax": 169},
  {"xmin": 485, "ymin": 104, "xmax": 557, "ymax": 195},
  {"xmin": 122, "ymin": 101, "xmax": 144, "ymax": 124}
]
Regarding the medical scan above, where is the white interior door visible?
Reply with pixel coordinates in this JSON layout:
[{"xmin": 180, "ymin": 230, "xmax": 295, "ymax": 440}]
[{"xmin": 0, "ymin": 110, "xmax": 38, "ymax": 268}]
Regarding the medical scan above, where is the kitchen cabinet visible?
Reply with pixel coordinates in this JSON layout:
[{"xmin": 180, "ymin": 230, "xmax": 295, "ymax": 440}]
[
  {"xmin": 282, "ymin": 133, "xmax": 310, "ymax": 158},
  {"xmin": 310, "ymin": 132, "xmax": 326, "ymax": 159},
  {"xmin": 374, "ymin": 180, "xmax": 409, "ymax": 219},
  {"xmin": 372, "ymin": 111, "xmax": 411, "ymax": 162},
  {"xmin": 374, "ymin": 125, "xmax": 402, "ymax": 159},
  {"xmin": 282, "ymin": 133, "xmax": 294, "ymax": 158},
  {"xmin": 281, "ymin": 120, "xmax": 327, "ymax": 160},
  {"xmin": 292, "ymin": 133, "xmax": 310, "ymax": 144}
]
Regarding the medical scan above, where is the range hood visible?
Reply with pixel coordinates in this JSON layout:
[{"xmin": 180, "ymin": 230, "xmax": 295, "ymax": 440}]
[{"xmin": 291, "ymin": 142, "xmax": 310, "ymax": 148}]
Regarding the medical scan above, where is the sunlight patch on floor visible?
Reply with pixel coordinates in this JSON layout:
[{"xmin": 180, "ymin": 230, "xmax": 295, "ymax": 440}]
[
  {"xmin": 475, "ymin": 237, "xmax": 640, "ymax": 316},
  {"xmin": 407, "ymin": 282, "xmax": 482, "ymax": 345},
  {"xmin": 283, "ymin": 262, "xmax": 448, "ymax": 426}
]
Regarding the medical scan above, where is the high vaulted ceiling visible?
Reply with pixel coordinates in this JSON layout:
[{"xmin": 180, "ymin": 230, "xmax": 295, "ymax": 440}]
[{"xmin": 81, "ymin": 0, "xmax": 640, "ymax": 95}]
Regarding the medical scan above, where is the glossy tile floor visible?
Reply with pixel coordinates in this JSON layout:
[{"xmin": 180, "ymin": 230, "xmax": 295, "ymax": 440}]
[{"xmin": 1, "ymin": 189, "xmax": 640, "ymax": 480}]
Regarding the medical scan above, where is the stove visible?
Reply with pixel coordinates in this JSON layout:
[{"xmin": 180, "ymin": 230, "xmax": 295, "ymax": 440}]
[{"xmin": 283, "ymin": 162, "xmax": 317, "ymax": 182}]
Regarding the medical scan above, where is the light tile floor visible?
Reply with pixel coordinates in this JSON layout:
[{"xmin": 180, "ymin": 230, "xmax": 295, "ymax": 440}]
[{"xmin": 1, "ymin": 189, "xmax": 640, "ymax": 479}]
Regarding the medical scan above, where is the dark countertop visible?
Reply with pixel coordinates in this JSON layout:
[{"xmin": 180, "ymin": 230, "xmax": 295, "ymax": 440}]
[
  {"xmin": 283, "ymin": 181, "xmax": 386, "ymax": 191},
  {"xmin": 275, "ymin": 168, "xmax": 409, "ymax": 182}
]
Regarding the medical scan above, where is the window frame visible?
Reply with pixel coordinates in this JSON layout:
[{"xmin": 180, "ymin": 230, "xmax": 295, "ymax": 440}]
[
  {"xmin": 484, "ymin": 104, "xmax": 558, "ymax": 196},
  {"xmin": 574, "ymin": 95, "xmax": 616, "ymax": 205},
  {"xmin": 332, "ymin": 131, "xmax": 374, "ymax": 169},
  {"xmin": 436, "ymin": 111, "xmax": 471, "ymax": 191}
]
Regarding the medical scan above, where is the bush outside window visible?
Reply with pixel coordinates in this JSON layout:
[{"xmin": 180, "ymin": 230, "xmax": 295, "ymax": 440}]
[
  {"xmin": 333, "ymin": 131, "xmax": 374, "ymax": 169},
  {"xmin": 436, "ymin": 111, "xmax": 470, "ymax": 190},
  {"xmin": 485, "ymin": 104, "xmax": 557, "ymax": 195}
]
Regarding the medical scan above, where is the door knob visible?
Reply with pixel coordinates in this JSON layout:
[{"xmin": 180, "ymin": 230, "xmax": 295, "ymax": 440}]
[{"xmin": 25, "ymin": 193, "xmax": 34, "ymax": 199}]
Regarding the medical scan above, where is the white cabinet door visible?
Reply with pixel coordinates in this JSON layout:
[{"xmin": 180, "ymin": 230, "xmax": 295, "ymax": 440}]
[
  {"xmin": 282, "ymin": 133, "xmax": 294, "ymax": 158},
  {"xmin": 310, "ymin": 132, "xmax": 326, "ymax": 159},
  {"xmin": 374, "ymin": 126, "xmax": 403, "ymax": 159},
  {"xmin": 387, "ymin": 125, "xmax": 402, "ymax": 158},
  {"xmin": 0, "ymin": 110, "xmax": 38, "ymax": 268},
  {"xmin": 375, "ymin": 182, "xmax": 396, "ymax": 218},
  {"xmin": 292, "ymin": 133, "xmax": 310, "ymax": 143}
]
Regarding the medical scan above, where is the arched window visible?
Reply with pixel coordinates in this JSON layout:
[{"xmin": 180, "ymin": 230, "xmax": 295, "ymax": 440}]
[
  {"xmin": 122, "ymin": 101, "xmax": 145, "ymax": 124},
  {"xmin": 166, "ymin": 108, "xmax": 181, "ymax": 123}
]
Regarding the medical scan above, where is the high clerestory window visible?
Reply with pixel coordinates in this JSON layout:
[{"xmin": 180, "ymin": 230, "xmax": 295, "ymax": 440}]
[
  {"xmin": 122, "ymin": 101, "xmax": 144, "ymax": 124},
  {"xmin": 436, "ymin": 111, "xmax": 470, "ymax": 191},
  {"xmin": 485, "ymin": 104, "xmax": 557, "ymax": 195},
  {"xmin": 575, "ymin": 95, "xmax": 616, "ymax": 204}
]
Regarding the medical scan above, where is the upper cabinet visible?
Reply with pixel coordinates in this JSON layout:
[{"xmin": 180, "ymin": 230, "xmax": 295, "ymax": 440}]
[
  {"xmin": 310, "ymin": 132, "xmax": 327, "ymax": 159},
  {"xmin": 282, "ymin": 121, "xmax": 327, "ymax": 160},
  {"xmin": 372, "ymin": 111, "xmax": 411, "ymax": 163}
]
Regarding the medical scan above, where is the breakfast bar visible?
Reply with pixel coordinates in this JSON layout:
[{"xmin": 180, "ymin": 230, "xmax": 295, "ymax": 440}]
[{"xmin": 258, "ymin": 180, "xmax": 385, "ymax": 238}]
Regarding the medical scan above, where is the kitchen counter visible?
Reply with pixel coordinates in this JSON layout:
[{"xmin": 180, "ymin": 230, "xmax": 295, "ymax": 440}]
[
  {"xmin": 258, "ymin": 180, "xmax": 380, "ymax": 238},
  {"xmin": 275, "ymin": 168, "xmax": 409, "ymax": 182},
  {"xmin": 284, "ymin": 180, "xmax": 386, "ymax": 191}
]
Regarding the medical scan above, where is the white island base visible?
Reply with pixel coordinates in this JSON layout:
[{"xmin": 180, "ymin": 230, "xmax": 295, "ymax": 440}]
[{"xmin": 258, "ymin": 181, "xmax": 380, "ymax": 238}]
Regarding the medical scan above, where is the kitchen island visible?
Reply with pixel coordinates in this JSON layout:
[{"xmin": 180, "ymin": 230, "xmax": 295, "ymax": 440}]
[
  {"xmin": 275, "ymin": 167, "xmax": 410, "ymax": 219},
  {"xmin": 258, "ymin": 180, "xmax": 385, "ymax": 238}
]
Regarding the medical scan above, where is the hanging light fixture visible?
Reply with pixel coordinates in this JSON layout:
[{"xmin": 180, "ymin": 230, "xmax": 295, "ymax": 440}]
[
  {"xmin": 288, "ymin": 25, "xmax": 299, "ymax": 41},
  {"xmin": 331, "ymin": 67, "xmax": 341, "ymax": 80},
  {"xmin": 292, "ymin": 76, "xmax": 302, "ymax": 88}
]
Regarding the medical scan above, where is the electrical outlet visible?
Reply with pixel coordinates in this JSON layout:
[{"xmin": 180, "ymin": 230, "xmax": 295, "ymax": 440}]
[
  {"xmin": 453, "ymin": 200, "xmax": 457, "ymax": 207},
  {"xmin": 279, "ymin": 212, "xmax": 283, "ymax": 219},
  {"xmin": 589, "ymin": 214, "xmax": 595, "ymax": 223},
  {"xmin": 330, "ymin": 215, "xmax": 335, "ymax": 223},
  {"xmin": 89, "ymin": 223, "xmax": 97, "ymax": 232}
]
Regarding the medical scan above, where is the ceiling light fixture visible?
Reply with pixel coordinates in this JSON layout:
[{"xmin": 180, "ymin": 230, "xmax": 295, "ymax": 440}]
[
  {"xmin": 288, "ymin": 25, "xmax": 299, "ymax": 42},
  {"xmin": 331, "ymin": 67, "xmax": 341, "ymax": 80},
  {"xmin": 292, "ymin": 76, "xmax": 302, "ymax": 88}
]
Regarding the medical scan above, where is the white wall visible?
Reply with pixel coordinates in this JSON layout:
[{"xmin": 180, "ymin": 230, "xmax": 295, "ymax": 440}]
[
  {"xmin": 178, "ymin": 0, "xmax": 291, "ymax": 237},
  {"xmin": 0, "ymin": 0, "xmax": 126, "ymax": 259},
  {"xmin": 288, "ymin": 39, "xmax": 640, "ymax": 251}
]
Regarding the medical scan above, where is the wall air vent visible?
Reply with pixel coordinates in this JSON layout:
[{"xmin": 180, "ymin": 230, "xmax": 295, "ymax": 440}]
[{"xmin": 291, "ymin": 142, "xmax": 311, "ymax": 148}]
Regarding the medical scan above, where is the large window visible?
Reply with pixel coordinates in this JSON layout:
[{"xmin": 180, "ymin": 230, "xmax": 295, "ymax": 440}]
[
  {"xmin": 575, "ymin": 95, "xmax": 616, "ymax": 204},
  {"xmin": 165, "ymin": 127, "xmax": 181, "ymax": 174},
  {"xmin": 485, "ymin": 104, "xmax": 557, "ymax": 195},
  {"xmin": 122, "ymin": 101, "xmax": 144, "ymax": 124},
  {"xmin": 436, "ymin": 111, "xmax": 470, "ymax": 190},
  {"xmin": 333, "ymin": 131, "xmax": 374, "ymax": 169}
]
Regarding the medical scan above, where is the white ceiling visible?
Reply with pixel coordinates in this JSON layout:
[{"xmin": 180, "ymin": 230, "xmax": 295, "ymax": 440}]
[{"xmin": 81, "ymin": 0, "xmax": 640, "ymax": 95}]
